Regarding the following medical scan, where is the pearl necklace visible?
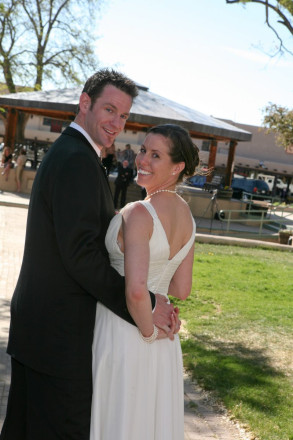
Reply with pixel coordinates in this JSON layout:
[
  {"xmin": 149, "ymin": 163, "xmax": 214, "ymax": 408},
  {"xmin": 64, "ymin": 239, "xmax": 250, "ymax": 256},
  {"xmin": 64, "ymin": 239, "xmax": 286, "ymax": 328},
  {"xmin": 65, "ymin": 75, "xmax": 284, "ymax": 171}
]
[{"xmin": 147, "ymin": 189, "xmax": 177, "ymax": 198}]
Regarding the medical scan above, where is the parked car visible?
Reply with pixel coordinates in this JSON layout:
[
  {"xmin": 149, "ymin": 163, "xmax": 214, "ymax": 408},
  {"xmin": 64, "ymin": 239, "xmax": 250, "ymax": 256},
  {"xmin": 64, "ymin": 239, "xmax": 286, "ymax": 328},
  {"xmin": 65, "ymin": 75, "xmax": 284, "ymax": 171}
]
[
  {"xmin": 231, "ymin": 178, "xmax": 270, "ymax": 200},
  {"xmin": 257, "ymin": 173, "xmax": 293, "ymax": 196},
  {"xmin": 185, "ymin": 175, "xmax": 207, "ymax": 188},
  {"xmin": 257, "ymin": 173, "xmax": 286, "ymax": 192}
]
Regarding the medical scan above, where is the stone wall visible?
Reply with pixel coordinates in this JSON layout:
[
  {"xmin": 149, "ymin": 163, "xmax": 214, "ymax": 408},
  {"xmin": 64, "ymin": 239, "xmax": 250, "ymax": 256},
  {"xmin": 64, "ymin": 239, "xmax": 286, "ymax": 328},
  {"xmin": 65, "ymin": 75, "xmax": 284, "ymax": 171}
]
[
  {"xmin": 0, "ymin": 167, "xmax": 36, "ymax": 194},
  {"xmin": 0, "ymin": 168, "xmax": 244, "ymax": 220}
]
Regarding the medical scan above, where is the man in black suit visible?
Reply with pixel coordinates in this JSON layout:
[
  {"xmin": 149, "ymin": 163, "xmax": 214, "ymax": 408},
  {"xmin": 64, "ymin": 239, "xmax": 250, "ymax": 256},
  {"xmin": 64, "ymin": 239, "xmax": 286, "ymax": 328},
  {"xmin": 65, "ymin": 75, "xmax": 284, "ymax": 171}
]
[
  {"xmin": 1, "ymin": 69, "xmax": 177, "ymax": 440},
  {"xmin": 114, "ymin": 159, "xmax": 132, "ymax": 209}
]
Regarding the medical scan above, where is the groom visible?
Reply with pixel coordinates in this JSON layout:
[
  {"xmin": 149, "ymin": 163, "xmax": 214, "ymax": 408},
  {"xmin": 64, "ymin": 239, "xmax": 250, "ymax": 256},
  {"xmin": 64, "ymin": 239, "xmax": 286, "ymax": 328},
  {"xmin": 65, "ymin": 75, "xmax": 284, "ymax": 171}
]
[{"xmin": 1, "ymin": 69, "xmax": 178, "ymax": 440}]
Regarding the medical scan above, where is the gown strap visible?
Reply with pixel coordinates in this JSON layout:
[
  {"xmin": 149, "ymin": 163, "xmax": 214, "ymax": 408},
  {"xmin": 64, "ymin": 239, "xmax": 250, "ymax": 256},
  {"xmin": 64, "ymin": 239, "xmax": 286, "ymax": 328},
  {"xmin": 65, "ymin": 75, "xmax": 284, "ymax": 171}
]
[{"xmin": 136, "ymin": 200, "xmax": 159, "ymax": 221}]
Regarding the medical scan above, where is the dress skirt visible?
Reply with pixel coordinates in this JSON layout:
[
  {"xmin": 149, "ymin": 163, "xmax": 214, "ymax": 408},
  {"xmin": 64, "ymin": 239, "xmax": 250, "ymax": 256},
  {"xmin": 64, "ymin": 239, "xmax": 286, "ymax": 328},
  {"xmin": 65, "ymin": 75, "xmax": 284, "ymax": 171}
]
[{"xmin": 90, "ymin": 303, "xmax": 184, "ymax": 440}]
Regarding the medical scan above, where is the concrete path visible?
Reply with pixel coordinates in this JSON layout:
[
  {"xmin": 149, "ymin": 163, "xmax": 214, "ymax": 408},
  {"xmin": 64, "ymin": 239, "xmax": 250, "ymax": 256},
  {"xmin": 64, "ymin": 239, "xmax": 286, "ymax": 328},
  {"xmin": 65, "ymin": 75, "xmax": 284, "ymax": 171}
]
[{"xmin": 0, "ymin": 191, "xmax": 255, "ymax": 439}]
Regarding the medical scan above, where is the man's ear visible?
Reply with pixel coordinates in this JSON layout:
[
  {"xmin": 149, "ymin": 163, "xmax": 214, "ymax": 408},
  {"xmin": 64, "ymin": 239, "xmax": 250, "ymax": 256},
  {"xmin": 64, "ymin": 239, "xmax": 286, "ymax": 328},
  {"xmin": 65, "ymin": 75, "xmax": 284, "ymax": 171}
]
[{"xmin": 79, "ymin": 92, "xmax": 91, "ymax": 113}]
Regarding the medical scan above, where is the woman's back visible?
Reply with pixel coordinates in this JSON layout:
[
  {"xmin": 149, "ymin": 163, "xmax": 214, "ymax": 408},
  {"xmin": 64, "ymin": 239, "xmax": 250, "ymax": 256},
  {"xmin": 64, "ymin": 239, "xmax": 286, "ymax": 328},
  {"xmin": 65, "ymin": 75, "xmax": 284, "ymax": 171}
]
[
  {"xmin": 106, "ymin": 197, "xmax": 195, "ymax": 296},
  {"xmin": 149, "ymin": 194, "xmax": 194, "ymax": 259}
]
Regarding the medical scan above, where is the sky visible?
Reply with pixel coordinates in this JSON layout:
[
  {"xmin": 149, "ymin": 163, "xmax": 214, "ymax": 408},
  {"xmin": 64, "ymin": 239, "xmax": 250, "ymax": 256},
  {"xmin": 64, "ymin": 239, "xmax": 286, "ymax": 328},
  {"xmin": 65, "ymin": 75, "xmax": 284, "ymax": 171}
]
[{"xmin": 93, "ymin": 0, "xmax": 293, "ymax": 127}]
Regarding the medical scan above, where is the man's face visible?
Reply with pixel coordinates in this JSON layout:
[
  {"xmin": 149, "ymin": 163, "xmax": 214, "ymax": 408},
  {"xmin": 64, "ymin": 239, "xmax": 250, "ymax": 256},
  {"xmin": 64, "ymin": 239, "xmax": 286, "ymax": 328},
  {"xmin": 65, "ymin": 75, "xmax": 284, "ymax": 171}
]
[{"xmin": 80, "ymin": 84, "xmax": 132, "ymax": 149}]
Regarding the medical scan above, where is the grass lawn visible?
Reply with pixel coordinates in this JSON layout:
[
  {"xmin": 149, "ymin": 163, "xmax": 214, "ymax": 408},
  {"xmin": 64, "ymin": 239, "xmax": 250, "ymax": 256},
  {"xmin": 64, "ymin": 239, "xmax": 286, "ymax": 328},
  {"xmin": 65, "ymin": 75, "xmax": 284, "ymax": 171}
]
[{"xmin": 174, "ymin": 243, "xmax": 293, "ymax": 440}]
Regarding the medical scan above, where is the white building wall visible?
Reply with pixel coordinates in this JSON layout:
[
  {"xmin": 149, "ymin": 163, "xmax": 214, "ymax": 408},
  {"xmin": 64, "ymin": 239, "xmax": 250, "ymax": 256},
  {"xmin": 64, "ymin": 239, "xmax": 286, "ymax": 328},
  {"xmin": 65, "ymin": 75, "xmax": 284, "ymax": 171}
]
[
  {"xmin": 0, "ymin": 115, "xmax": 292, "ymax": 176},
  {"xmin": 24, "ymin": 115, "xmax": 61, "ymax": 142},
  {"xmin": 218, "ymin": 120, "xmax": 293, "ymax": 176}
]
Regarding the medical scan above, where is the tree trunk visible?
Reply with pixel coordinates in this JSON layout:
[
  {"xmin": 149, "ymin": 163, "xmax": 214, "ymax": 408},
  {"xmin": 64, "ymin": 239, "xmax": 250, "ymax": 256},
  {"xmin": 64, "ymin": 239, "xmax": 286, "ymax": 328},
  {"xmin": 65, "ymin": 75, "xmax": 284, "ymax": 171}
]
[
  {"xmin": 34, "ymin": 47, "xmax": 44, "ymax": 91},
  {"xmin": 3, "ymin": 59, "xmax": 16, "ymax": 93}
]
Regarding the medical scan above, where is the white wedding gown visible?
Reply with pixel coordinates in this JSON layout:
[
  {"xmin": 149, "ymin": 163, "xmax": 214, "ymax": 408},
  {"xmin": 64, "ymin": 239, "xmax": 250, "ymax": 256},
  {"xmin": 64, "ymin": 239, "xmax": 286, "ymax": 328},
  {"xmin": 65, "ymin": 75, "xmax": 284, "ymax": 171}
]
[{"xmin": 90, "ymin": 200, "xmax": 196, "ymax": 440}]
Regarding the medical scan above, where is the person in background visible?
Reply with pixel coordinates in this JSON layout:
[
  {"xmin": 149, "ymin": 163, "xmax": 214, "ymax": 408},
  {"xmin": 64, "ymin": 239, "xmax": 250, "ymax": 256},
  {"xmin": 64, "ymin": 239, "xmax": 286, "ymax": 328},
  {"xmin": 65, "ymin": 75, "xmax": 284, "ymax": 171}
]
[
  {"xmin": 1, "ymin": 146, "xmax": 13, "ymax": 181},
  {"xmin": 102, "ymin": 142, "xmax": 116, "ymax": 176},
  {"xmin": 15, "ymin": 149, "xmax": 27, "ymax": 192},
  {"xmin": 113, "ymin": 159, "xmax": 132, "ymax": 209},
  {"xmin": 116, "ymin": 147, "xmax": 123, "ymax": 164},
  {"xmin": 121, "ymin": 143, "xmax": 136, "ymax": 180}
]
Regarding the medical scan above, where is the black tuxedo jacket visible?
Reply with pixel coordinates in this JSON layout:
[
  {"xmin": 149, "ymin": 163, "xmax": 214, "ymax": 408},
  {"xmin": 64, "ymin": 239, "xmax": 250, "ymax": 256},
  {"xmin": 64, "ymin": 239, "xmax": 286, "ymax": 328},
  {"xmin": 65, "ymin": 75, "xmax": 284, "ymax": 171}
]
[{"xmin": 7, "ymin": 127, "xmax": 154, "ymax": 379}]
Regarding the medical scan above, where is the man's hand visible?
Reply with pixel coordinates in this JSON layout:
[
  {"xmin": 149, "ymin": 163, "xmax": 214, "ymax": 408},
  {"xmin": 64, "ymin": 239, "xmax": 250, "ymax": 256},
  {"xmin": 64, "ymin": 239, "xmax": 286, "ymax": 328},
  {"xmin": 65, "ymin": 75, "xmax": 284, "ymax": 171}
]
[{"xmin": 153, "ymin": 294, "xmax": 181, "ymax": 340}]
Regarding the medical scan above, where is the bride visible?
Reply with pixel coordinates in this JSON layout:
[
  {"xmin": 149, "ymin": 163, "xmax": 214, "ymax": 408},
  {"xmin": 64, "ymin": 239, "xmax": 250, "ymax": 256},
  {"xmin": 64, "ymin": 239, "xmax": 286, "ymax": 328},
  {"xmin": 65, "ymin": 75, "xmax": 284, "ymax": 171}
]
[{"xmin": 90, "ymin": 124, "xmax": 199, "ymax": 440}]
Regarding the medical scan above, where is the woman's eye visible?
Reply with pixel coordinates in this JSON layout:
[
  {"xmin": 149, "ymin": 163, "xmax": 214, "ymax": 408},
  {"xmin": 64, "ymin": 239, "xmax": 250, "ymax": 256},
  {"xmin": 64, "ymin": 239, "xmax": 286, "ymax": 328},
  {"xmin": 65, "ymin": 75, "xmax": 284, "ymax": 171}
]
[{"xmin": 139, "ymin": 148, "xmax": 146, "ymax": 153}]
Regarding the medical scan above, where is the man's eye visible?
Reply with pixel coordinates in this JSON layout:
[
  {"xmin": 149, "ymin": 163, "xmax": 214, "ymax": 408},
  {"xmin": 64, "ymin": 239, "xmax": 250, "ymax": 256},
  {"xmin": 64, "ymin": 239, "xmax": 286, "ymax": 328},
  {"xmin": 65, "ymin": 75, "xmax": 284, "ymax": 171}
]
[{"xmin": 106, "ymin": 108, "xmax": 113, "ymax": 113}]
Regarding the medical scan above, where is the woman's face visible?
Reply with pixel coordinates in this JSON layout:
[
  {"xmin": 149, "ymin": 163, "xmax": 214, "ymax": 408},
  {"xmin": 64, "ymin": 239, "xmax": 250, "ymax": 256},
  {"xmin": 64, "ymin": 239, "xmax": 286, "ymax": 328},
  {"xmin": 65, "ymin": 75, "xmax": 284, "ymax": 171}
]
[{"xmin": 136, "ymin": 133, "xmax": 183, "ymax": 192}]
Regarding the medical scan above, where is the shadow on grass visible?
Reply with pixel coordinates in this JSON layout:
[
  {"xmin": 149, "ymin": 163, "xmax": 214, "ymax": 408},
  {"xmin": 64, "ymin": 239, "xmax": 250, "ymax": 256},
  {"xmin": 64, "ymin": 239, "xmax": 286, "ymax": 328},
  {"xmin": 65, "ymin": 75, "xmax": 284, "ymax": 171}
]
[{"xmin": 182, "ymin": 333, "xmax": 286, "ymax": 417}]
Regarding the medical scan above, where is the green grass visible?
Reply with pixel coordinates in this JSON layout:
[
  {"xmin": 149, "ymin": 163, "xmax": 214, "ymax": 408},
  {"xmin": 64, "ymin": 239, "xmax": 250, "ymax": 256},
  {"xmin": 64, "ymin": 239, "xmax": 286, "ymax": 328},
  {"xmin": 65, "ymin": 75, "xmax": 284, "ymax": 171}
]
[{"xmin": 173, "ymin": 243, "xmax": 293, "ymax": 440}]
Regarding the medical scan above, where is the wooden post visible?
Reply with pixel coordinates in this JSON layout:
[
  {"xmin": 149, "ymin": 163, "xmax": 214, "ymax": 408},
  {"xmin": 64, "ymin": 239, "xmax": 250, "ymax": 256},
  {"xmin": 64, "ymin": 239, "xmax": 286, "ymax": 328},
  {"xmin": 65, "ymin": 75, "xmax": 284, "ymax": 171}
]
[
  {"xmin": 4, "ymin": 108, "xmax": 18, "ymax": 148},
  {"xmin": 206, "ymin": 139, "xmax": 217, "ymax": 182},
  {"xmin": 225, "ymin": 140, "xmax": 237, "ymax": 187}
]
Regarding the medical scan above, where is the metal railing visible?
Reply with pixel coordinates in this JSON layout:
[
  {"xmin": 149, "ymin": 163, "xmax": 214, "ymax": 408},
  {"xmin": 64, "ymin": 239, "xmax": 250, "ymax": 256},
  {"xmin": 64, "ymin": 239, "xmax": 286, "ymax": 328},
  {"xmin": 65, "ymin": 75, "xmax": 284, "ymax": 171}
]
[{"xmin": 217, "ymin": 198, "xmax": 293, "ymax": 236}]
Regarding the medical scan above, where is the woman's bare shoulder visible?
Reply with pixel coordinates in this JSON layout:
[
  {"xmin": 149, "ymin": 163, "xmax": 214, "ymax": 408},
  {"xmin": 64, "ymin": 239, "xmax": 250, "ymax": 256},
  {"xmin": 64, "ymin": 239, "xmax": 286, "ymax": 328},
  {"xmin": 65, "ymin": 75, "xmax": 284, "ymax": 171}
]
[{"xmin": 121, "ymin": 201, "xmax": 152, "ymax": 224}]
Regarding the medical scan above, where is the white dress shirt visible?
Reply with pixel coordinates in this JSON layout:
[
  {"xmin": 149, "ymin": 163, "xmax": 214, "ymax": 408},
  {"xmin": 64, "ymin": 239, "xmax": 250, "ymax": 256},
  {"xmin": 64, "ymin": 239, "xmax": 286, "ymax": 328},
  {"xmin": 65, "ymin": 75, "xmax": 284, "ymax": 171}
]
[{"xmin": 70, "ymin": 122, "xmax": 102, "ymax": 158}]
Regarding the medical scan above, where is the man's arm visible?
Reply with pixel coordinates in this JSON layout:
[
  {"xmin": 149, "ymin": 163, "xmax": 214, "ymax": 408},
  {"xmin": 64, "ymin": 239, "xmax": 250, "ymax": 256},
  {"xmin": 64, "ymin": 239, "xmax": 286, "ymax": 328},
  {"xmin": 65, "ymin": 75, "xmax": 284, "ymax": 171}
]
[{"xmin": 51, "ymin": 148, "xmax": 138, "ymax": 323}]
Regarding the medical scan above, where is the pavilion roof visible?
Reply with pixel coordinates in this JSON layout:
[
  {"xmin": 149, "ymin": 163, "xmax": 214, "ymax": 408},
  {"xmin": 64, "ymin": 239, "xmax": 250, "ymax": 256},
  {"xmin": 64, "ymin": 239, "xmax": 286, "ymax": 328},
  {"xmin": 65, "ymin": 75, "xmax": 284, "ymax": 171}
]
[{"xmin": 0, "ymin": 85, "xmax": 251, "ymax": 142}]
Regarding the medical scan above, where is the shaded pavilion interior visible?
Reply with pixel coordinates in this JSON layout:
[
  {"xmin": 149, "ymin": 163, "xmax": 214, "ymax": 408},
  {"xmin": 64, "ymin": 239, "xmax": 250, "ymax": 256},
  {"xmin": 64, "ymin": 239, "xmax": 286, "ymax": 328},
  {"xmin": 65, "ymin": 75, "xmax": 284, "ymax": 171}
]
[{"xmin": 0, "ymin": 84, "xmax": 252, "ymax": 187}]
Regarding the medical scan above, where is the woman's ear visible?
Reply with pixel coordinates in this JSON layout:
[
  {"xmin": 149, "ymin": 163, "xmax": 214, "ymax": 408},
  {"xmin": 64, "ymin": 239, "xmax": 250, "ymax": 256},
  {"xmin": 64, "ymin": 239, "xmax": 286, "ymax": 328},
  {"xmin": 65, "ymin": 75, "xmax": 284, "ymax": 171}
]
[{"xmin": 172, "ymin": 162, "xmax": 185, "ymax": 176}]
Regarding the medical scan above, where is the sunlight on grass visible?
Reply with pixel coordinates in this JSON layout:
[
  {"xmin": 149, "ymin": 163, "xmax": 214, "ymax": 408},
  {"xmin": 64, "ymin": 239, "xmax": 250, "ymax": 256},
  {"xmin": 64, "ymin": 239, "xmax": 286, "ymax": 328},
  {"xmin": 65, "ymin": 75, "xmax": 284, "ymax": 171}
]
[{"xmin": 173, "ymin": 243, "xmax": 293, "ymax": 440}]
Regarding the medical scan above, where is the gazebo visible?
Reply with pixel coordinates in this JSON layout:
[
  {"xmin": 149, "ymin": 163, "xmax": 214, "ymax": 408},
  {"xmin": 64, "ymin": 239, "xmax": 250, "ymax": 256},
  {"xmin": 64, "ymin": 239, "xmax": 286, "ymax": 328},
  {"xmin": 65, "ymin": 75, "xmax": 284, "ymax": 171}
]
[{"xmin": 0, "ymin": 84, "xmax": 252, "ymax": 187}]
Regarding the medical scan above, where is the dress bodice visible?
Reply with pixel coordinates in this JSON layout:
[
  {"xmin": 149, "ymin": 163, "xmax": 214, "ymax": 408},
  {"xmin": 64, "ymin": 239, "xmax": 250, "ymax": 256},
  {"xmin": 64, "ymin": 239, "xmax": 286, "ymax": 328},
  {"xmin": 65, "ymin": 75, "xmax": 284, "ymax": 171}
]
[{"xmin": 105, "ymin": 200, "xmax": 196, "ymax": 297}]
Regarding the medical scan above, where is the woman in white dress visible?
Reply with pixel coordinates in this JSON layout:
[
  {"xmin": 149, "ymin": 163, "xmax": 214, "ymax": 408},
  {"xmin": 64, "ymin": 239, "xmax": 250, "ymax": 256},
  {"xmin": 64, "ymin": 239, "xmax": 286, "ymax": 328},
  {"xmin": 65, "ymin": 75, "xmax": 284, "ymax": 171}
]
[{"xmin": 90, "ymin": 124, "xmax": 199, "ymax": 440}]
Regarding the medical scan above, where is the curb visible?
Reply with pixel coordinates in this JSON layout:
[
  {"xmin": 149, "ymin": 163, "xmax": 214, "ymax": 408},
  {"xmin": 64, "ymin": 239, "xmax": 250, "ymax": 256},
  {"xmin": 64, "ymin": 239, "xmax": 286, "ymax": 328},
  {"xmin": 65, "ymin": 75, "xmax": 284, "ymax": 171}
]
[{"xmin": 195, "ymin": 233, "xmax": 293, "ymax": 252}]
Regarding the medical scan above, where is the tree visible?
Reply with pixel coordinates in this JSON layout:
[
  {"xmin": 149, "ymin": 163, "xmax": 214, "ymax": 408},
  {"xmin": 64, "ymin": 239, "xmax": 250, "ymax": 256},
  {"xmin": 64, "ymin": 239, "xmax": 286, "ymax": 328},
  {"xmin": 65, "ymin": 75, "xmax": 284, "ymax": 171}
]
[
  {"xmin": 0, "ymin": 0, "xmax": 102, "ymax": 143},
  {"xmin": 0, "ymin": 0, "xmax": 101, "ymax": 92},
  {"xmin": 262, "ymin": 103, "xmax": 293, "ymax": 150},
  {"xmin": 262, "ymin": 103, "xmax": 293, "ymax": 194},
  {"xmin": 0, "ymin": 1, "xmax": 18, "ymax": 93},
  {"xmin": 226, "ymin": 0, "xmax": 293, "ymax": 56}
]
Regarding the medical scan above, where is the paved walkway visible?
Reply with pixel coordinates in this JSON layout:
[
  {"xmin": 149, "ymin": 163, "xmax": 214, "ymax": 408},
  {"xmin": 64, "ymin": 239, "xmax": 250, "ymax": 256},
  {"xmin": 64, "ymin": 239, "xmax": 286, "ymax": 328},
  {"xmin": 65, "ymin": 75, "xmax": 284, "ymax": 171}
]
[{"xmin": 0, "ymin": 190, "xmax": 268, "ymax": 439}]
